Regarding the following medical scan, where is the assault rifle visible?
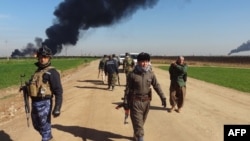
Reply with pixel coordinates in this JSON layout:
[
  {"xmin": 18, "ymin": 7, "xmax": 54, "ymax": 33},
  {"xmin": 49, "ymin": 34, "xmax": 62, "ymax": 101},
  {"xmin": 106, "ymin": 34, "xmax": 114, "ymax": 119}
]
[
  {"xmin": 115, "ymin": 98, "xmax": 129, "ymax": 124},
  {"xmin": 19, "ymin": 74, "xmax": 30, "ymax": 127},
  {"xmin": 117, "ymin": 74, "xmax": 120, "ymax": 86}
]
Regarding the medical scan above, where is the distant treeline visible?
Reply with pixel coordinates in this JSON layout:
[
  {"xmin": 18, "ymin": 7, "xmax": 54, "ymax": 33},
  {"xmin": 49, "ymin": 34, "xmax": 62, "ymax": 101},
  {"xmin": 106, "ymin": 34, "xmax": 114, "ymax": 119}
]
[{"xmin": 1, "ymin": 55, "xmax": 250, "ymax": 64}]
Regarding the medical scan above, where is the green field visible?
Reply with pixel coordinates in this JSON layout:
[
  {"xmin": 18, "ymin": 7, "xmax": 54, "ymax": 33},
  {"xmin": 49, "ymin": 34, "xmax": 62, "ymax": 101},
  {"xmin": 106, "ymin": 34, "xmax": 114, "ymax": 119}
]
[
  {"xmin": 158, "ymin": 65, "xmax": 250, "ymax": 93},
  {"xmin": 0, "ymin": 57, "xmax": 97, "ymax": 89}
]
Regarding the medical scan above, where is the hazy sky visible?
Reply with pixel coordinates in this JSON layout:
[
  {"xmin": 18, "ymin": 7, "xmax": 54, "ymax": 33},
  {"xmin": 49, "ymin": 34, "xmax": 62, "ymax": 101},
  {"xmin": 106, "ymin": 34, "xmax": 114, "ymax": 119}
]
[{"xmin": 0, "ymin": 0, "xmax": 250, "ymax": 57}]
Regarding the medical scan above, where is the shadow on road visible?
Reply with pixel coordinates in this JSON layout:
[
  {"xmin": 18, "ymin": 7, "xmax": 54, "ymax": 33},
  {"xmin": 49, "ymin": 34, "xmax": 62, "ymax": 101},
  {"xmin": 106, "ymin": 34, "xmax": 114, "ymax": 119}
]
[
  {"xmin": 52, "ymin": 124, "xmax": 132, "ymax": 141},
  {"xmin": 77, "ymin": 80, "xmax": 104, "ymax": 85},
  {"xmin": 75, "ymin": 86, "xmax": 108, "ymax": 90},
  {"xmin": 0, "ymin": 130, "xmax": 13, "ymax": 141},
  {"xmin": 149, "ymin": 105, "xmax": 168, "ymax": 111}
]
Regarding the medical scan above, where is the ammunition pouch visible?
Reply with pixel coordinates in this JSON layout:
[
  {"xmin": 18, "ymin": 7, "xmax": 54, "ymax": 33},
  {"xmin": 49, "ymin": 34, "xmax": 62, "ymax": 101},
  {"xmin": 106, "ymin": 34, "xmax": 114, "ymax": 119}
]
[
  {"xmin": 28, "ymin": 82, "xmax": 52, "ymax": 98},
  {"xmin": 27, "ymin": 67, "xmax": 53, "ymax": 98}
]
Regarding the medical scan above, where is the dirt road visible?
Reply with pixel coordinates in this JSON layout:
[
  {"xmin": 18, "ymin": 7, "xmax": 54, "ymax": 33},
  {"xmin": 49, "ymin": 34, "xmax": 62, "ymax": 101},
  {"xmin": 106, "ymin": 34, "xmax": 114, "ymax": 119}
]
[{"xmin": 1, "ymin": 60, "xmax": 250, "ymax": 141}]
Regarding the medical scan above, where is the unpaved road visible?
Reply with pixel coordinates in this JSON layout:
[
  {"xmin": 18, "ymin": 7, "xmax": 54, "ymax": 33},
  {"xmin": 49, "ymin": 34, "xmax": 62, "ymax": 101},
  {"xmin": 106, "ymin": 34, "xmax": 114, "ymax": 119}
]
[{"xmin": 1, "ymin": 60, "xmax": 250, "ymax": 141}]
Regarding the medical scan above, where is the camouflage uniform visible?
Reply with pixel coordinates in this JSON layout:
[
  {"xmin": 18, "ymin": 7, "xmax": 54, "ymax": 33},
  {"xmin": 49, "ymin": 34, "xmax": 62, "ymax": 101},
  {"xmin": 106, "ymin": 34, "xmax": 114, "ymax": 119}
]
[
  {"xmin": 104, "ymin": 55, "xmax": 119, "ymax": 90},
  {"xmin": 123, "ymin": 52, "xmax": 166, "ymax": 141},
  {"xmin": 123, "ymin": 54, "xmax": 135, "ymax": 79},
  {"xmin": 169, "ymin": 56, "xmax": 187, "ymax": 112}
]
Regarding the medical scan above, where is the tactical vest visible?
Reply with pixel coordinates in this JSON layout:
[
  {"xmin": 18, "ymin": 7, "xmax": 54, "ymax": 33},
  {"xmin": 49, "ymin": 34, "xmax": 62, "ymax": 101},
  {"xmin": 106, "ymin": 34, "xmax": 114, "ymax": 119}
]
[{"xmin": 27, "ymin": 66, "xmax": 54, "ymax": 98}]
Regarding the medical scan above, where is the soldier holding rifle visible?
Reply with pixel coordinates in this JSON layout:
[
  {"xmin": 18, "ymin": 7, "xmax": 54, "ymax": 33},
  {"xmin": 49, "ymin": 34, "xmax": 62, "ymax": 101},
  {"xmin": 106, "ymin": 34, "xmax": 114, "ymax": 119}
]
[{"xmin": 20, "ymin": 45, "xmax": 63, "ymax": 141}]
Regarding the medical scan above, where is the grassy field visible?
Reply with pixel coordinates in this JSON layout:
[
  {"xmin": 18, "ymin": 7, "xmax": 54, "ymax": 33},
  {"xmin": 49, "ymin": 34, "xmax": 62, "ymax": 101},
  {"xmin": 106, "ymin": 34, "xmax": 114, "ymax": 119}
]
[
  {"xmin": 158, "ymin": 65, "xmax": 250, "ymax": 93},
  {"xmin": 1, "ymin": 57, "xmax": 250, "ymax": 93},
  {"xmin": 0, "ymin": 57, "xmax": 97, "ymax": 89}
]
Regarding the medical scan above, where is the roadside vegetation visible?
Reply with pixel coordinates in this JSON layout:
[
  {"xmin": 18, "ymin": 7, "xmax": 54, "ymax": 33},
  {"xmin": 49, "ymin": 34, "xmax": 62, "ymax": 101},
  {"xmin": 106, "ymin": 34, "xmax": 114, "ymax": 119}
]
[
  {"xmin": 0, "ymin": 57, "xmax": 97, "ymax": 89},
  {"xmin": 158, "ymin": 65, "xmax": 250, "ymax": 93}
]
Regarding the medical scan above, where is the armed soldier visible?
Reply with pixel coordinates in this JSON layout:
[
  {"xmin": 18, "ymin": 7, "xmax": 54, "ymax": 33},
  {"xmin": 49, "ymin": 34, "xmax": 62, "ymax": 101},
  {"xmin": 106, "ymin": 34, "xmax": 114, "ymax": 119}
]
[
  {"xmin": 26, "ymin": 45, "xmax": 63, "ymax": 141},
  {"xmin": 122, "ymin": 52, "xmax": 166, "ymax": 141}
]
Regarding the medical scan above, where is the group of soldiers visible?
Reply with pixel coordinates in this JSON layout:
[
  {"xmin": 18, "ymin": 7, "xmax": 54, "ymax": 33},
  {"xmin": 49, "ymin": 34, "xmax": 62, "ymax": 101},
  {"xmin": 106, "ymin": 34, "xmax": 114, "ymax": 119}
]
[
  {"xmin": 21, "ymin": 46, "xmax": 187, "ymax": 141},
  {"xmin": 98, "ymin": 52, "xmax": 188, "ymax": 141},
  {"xmin": 98, "ymin": 53, "xmax": 135, "ymax": 90}
]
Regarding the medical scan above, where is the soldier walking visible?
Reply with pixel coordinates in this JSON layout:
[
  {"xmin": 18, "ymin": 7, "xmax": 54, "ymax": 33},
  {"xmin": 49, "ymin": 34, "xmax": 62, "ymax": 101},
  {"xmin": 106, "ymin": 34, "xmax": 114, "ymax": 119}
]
[
  {"xmin": 104, "ymin": 55, "xmax": 119, "ymax": 91},
  {"xmin": 123, "ymin": 52, "xmax": 135, "ymax": 82},
  {"xmin": 122, "ymin": 52, "xmax": 166, "ymax": 141},
  {"xmin": 98, "ymin": 54, "xmax": 108, "ymax": 84}
]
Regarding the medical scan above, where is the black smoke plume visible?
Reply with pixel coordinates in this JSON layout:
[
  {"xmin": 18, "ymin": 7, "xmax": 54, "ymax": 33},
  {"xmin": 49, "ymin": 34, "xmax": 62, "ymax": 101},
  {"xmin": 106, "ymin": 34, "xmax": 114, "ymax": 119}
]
[
  {"xmin": 43, "ymin": 0, "xmax": 160, "ymax": 55},
  {"xmin": 228, "ymin": 40, "xmax": 250, "ymax": 55},
  {"xmin": 10, "ymin": 0, "xmax": 159, "ymax": 56},
  {"xmin": 11, "ymin": 37, "xmax": 43, "ymax": 57}
]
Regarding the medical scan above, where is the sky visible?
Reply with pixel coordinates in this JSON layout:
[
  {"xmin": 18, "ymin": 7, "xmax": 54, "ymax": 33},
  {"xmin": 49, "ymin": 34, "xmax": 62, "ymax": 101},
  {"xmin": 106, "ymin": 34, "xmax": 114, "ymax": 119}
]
[{"xmin": 0, "ymin": 0, "xmax": 250, "ymax": 57}]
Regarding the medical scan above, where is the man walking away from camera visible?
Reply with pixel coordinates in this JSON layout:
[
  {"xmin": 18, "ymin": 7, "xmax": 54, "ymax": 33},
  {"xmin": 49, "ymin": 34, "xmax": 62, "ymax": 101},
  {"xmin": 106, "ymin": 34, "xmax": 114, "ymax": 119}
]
[
  {"xmin": 98, "ymin": 54, "xmax": 108, "ymax": 84},
  {"xmin": 104, "ymin": 55, "xmax": 119, "ymax": 91}
]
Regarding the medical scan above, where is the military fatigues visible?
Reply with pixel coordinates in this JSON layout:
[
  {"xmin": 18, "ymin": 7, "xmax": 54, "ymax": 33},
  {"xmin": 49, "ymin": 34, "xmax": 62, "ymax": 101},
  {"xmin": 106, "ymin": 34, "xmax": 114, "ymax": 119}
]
[
  {"xmin": 29, "ymin": 63, "xmax": 63, "ymax": 141},
  {"xmin": 104, "ymin": 58, "xmax": 119, "ymax": 90},
  {"xmin": 123, "ymin": 56, "xmax": 135, "ymax": 77},
  {"xmin": 124, "ymin": 65, "xmax": 166, "ymax": 139},
  {"xmin": 169, "ymin": 63, "xmax": 187, "ymax": 110}
]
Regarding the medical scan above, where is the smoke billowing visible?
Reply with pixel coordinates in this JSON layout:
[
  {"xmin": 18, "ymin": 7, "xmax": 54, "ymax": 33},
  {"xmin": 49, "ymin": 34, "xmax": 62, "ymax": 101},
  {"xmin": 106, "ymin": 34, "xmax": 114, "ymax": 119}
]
[
  {"xmin": 12, "ymin": 0, "xmax": 160, "ymax": 57},
  {"xmin": 11, "ymin": 37, "xmax": 43, "ymax": 57},
  {"xmin": 228, "ymin": 40, "xmax": 250, "ymax": 55}
]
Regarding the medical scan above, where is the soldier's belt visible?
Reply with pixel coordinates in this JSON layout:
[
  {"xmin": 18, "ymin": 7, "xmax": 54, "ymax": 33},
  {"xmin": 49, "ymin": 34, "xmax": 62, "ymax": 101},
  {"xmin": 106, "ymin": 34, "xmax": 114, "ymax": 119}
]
[
  {"xmin": 31, "ymin": 95, "xmax": 52, "ymax": 101},
  {"xmin": 132, "ymin": 95, "xmax": 150, "ymax": 102}
]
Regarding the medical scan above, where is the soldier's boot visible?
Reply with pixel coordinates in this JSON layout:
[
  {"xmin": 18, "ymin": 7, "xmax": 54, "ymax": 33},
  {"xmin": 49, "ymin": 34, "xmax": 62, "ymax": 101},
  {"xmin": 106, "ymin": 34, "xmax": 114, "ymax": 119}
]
[{"xmin": 111, "ymin": 86, "xmax": 114, "ymax": 91}]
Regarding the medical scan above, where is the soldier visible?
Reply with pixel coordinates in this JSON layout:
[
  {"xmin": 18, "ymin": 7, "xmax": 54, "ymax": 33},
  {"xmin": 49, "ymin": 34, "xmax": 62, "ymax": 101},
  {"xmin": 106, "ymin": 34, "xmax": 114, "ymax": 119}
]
[
  {"xmin": 27, "ymin": 45, "xmax": 63, "ymax": 141},
  {"xmin": 123, "ymin": 52, "xmax": 135, "ymax": 80},
  {"xmin": 169, "ymin": 56, "xmax": 187, "ymax": 113},
  {"xmin": 98, "ymin": 54, "xmax": 108, "ymax": 84},
  {"xmin": 104, "ymin": 55, "xmax": 119, "ymax": 91},
  {"xmin": 112, "ymin": 54, "xmax": 119, "ymax": 68},
  {"xmin": 123, "ymin": 52, "xmax": 166, "ymax": 141}
]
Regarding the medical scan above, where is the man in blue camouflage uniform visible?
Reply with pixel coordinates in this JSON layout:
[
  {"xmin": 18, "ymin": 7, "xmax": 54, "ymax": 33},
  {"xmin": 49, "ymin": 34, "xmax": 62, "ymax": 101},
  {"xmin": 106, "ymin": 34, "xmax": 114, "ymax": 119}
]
[{"xmin": 29, "ymin": 45, "xmax": 63, "ymax": 141}]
